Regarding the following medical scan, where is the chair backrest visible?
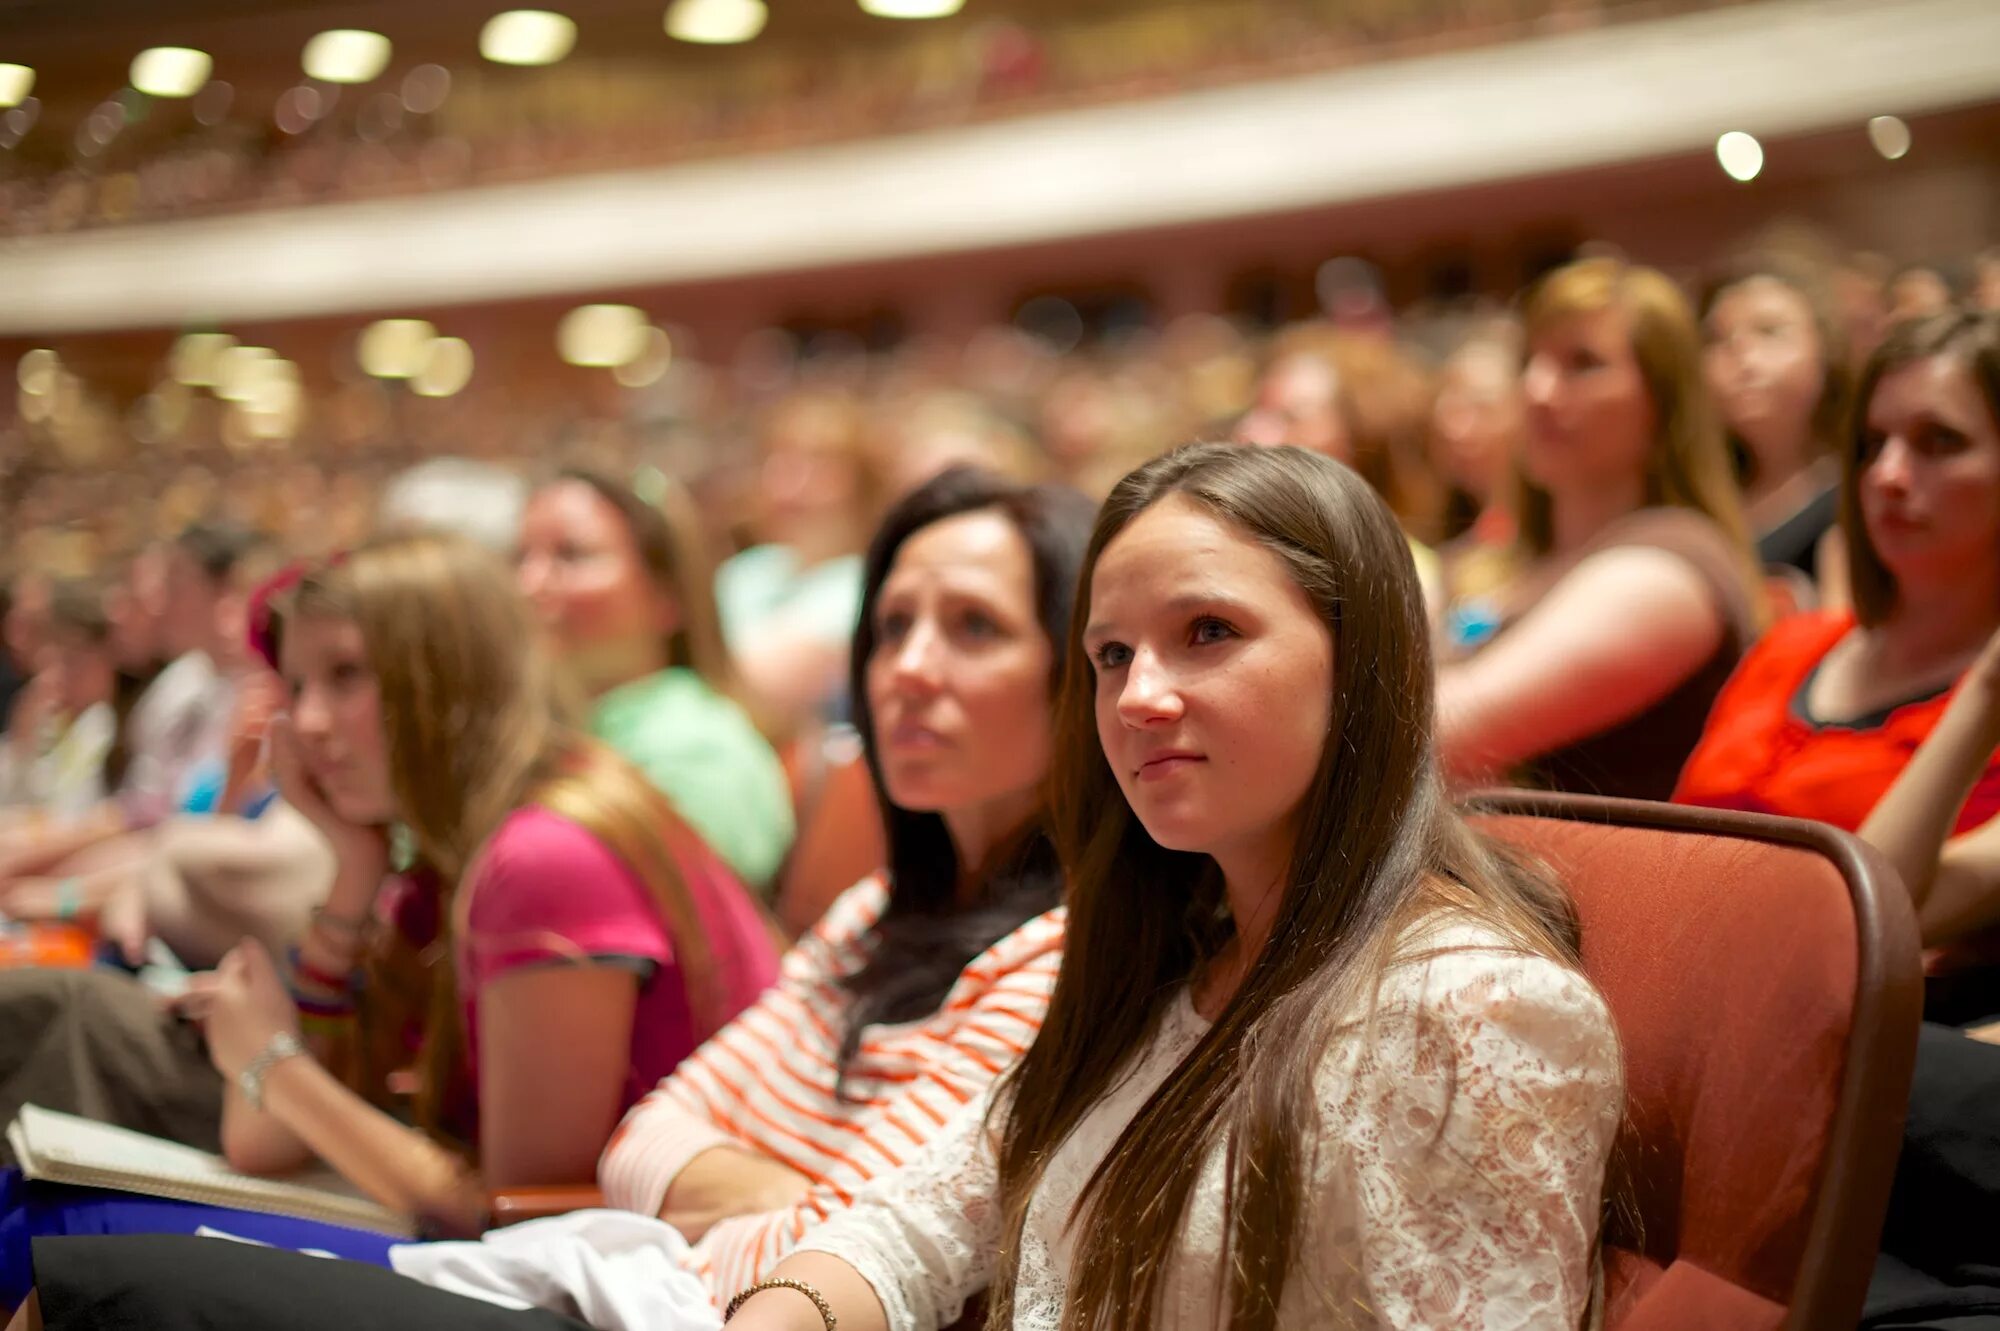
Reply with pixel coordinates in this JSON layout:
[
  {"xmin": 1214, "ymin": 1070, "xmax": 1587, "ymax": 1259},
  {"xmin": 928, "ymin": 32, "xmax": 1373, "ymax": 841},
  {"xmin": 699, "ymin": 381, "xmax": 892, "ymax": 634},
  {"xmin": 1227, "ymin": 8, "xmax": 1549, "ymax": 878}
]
[{"xmin": 1468, "ymin": 791, "xmax": 1921, "ymax": 1331}]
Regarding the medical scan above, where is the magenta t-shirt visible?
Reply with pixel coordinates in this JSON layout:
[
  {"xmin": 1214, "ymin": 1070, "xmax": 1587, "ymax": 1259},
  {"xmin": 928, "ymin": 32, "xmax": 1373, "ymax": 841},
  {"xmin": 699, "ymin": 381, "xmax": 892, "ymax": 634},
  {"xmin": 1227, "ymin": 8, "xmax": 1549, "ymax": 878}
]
[{"xmin": 404, "ymin": 806, "xmax": 778, "ymax": 1140}]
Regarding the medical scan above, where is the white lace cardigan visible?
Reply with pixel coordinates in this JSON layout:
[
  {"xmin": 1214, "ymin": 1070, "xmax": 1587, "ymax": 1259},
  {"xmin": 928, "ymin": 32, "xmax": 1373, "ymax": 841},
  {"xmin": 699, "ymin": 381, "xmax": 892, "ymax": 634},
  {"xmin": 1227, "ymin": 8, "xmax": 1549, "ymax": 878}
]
[{"xmin": 793, "ymin": 918, "xmax": 1623, "ymax": 1330}]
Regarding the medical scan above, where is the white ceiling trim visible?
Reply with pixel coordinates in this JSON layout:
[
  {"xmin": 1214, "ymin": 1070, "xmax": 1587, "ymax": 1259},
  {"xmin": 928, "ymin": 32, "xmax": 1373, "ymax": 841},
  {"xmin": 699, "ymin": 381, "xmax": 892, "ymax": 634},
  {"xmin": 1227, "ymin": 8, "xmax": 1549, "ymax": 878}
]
[{"xmin": 1, "ymin": 0, "xmax": 1995, "ymax": 334}]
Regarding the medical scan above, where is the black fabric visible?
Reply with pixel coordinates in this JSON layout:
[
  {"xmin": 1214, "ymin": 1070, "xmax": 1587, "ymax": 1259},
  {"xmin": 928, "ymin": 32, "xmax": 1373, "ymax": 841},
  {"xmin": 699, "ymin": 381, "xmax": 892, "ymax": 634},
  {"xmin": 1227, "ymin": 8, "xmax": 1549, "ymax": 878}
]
[
  {"xmin": 1754, "ymin": 480, "xmax": 1839, "ymax": 577},
  {"xmin": 1864, "ymin": 1025, "xmax": 2000, "ymax": 1329},
  {"xmin": 32, "ymin": 1235, "xmax": 595, "ymax": 1331}
]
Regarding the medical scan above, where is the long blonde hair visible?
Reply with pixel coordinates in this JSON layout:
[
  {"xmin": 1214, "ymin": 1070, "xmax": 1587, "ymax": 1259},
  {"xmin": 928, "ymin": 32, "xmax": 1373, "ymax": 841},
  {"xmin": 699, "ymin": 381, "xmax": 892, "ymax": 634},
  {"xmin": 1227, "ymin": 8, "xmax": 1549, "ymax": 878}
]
[
  {"xmin": 990, "ymin": 445, "xmax": 1595, "ymax": 1330},
  {"xmin": 1515, "ymin": 258, "xmax": 1757, "ymax": 583},
  {"xmin": 289, "ymin": 533, "xmax": 730, "ymax": 1144}
]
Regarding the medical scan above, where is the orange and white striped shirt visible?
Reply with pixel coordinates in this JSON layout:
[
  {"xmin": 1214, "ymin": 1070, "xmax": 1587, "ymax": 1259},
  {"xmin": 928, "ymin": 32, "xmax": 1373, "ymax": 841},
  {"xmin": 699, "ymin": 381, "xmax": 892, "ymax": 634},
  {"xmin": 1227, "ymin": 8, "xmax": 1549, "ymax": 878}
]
[{"xmin": 597, "ymin": 875, "xmax": 1065, "ymax": 1298}]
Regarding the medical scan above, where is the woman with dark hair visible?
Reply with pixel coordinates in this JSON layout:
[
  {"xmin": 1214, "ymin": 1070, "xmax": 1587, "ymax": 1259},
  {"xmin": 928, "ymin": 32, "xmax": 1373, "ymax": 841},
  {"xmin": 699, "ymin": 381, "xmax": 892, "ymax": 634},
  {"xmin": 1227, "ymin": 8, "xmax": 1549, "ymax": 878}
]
[
  {"xmin": 727, "ymin": 444, "xmax": 1621, "ymax": 1331},
  {"xmin": 1699, "ymin": 252, "xmax": 1852, "ymax": 579},
  {"xmin": 517, "ymin": 469, "xmax": 792, "ymax": 894},
  {"xmin": 12, "ymin": 468, "xmax": 1094, "ymax": 1330}
]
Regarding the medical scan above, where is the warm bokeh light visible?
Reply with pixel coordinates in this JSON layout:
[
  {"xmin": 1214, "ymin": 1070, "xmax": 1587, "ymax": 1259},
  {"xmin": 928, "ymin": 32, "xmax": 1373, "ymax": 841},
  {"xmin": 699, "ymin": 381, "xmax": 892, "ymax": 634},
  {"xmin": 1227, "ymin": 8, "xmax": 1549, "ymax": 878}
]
[
  {"xmin": 858, "ymin": 0, "xmax": 965, "ymax": 18},
  {"xmin": 170, "ymin": 332, "xmax": 236, "ymax": 387},
  {"xmin": 16, "ymin": 348, "xmax": 58, "ymax": 396},
  {"xmin": 613, "ymin": 327, "xmax": 673, "ymax": 387},
  {"xmin": 358, "ymin": 318, "xmax": 438, "ymax": 379},
  {"xmin": 303, "ymin": 30, "xmax": 393, "ymax": 85},
  {"xmin": 665, "ymin": 0, "xmax": 767, "ymax": 46},
  {"xmin": 213, "ymin": 346, "xmax": 281, "ymax": 402},
  {"xmin": 0, "ymin": 64, "xmax": 33, "ymax": 109},
  {"xmin": 129, "ymin": 47, "xmax": 213, "ymax": 99},
  {"xmin": 480, "ymin": 11, "xmax": 578, "ymax": 67},
  {"xmin": 558, "ymin": 304, "xmax": 649, "ymax": 367},
  {"xmin": 411, "ymin": 336, "xmax": 475, "ymax": 396},
  {"xmin": 1715, "ymin": 130, "xmax": 1763, "ymax": 182},
  {"xmin": 1868, "ymin": 114, "xmax": 1912, "ymax": 161}
]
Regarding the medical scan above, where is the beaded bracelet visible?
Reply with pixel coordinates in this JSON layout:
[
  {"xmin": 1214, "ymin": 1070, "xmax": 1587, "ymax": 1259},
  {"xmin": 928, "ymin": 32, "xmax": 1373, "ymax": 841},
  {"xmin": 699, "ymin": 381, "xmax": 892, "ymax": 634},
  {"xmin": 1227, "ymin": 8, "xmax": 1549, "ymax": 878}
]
[
  {"xmin": 724, "ymin": 1278, "xmax": 836, "ymax": 1328},
  {"xmin": 286, "ymin": 943, "xmax": 357, "ymax": 995}
]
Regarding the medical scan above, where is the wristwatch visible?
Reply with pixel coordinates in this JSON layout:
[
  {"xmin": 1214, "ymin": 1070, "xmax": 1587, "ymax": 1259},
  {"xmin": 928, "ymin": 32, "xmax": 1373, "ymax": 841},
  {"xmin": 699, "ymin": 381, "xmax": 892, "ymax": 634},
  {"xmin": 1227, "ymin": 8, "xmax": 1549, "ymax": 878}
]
[{"xmin": 238, "ymin": 1031, "xmax": 307, "ymax": 1110}]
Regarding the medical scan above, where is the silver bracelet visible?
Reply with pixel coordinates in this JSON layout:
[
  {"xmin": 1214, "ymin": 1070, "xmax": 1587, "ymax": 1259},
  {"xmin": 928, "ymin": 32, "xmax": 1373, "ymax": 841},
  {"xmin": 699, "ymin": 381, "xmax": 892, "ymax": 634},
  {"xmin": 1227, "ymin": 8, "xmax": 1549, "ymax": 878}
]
[{"xmin": 238, "ymin": 1031, "xmax": 307, "ymax": 1110}]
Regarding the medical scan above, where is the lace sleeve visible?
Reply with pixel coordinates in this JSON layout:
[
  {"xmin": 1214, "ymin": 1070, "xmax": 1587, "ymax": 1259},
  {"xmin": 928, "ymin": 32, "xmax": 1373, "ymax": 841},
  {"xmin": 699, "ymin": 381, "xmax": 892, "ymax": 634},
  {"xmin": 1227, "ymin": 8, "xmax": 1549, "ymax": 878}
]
[
  {"xmin": 789, "ymin": 1082, "xmax": 1005, "ymax": 1331},
  {"xmin": 1333, "ymin": 949, "xmax": 1622, "ymax": 1330}
]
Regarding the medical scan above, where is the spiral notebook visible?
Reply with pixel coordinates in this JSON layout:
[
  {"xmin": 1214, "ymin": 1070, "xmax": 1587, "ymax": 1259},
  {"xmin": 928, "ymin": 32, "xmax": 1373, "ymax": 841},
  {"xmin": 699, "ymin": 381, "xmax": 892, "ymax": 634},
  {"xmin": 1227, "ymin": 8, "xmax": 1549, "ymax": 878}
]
[{"xmin": 6, "ymin": 1104, "xmax": 417, "ymax": 1237}]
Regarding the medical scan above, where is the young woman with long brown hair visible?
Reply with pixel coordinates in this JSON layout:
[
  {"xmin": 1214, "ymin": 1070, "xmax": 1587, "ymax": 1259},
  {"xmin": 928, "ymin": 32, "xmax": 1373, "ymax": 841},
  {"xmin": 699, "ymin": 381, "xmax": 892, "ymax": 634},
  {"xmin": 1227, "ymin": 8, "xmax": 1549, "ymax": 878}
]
[
  {"xmin": 44, "ymin": 533, "xmax": 781, "ymax": 1242},
  {"xmin": 1436, "ymin": 257, "xmax": 1764, "ymax": 800},
  {"xmin": 725, "ymin": 443, "xmax": 1622, "ymax": 1331}
]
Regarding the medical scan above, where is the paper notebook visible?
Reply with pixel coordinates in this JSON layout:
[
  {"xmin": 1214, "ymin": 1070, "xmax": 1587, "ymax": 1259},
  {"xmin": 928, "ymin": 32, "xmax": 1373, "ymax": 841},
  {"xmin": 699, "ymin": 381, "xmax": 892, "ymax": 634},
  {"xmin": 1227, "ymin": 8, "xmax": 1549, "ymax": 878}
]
[{"xmin": 7, "ymin": 1104, "xmax": 417, "ymax": 1237}]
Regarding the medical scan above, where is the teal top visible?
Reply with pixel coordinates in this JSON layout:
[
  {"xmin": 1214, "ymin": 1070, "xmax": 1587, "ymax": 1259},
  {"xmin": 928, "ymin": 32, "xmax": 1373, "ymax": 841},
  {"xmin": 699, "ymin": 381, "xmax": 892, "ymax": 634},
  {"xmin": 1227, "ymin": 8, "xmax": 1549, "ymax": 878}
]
[{"xmin": 590, "ymin": 667, "xmax": 796, "ymax": 896}]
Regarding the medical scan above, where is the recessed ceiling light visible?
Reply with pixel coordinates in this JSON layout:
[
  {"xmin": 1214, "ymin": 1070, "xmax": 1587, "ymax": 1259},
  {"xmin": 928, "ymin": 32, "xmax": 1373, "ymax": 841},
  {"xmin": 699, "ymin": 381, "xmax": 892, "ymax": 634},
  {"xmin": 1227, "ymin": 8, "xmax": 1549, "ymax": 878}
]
[
  {"xmin": 858, "ymin": 0, "xmax": 965, "ymax": 17},
  {"xmin": 481, "ymin": 11, "xmax": 579, "ymax": 66},
  {"xmin": 1715, "ymin": 130, "xmax": 1763, "ymax": 182},
  {"xmin": 1867, "ymin": 114, "xmax": 1911, "ymax": 161},
  {"xmin": 665, "ymin": 0, "xmax": 767, "ymax": 45},
  {"xmin": 558, "ymin": 304, "xmax": 649, "ymax": 366},
  {"xmin": 303, "ymin": 30, "xmax": 393, "ymax": 85},
  {"xmin": 0, "ymin": 65, "xmax": 33, "ymax": 109},
  {"xmin": 130, "ymin": 48, "xmax": 213, "ymax": 99}
]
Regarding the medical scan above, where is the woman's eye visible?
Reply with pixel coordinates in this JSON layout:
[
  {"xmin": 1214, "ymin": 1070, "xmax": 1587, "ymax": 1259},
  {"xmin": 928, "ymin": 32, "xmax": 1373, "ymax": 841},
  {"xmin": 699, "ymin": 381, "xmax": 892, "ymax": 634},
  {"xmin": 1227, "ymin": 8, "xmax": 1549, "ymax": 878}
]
[
  {"xmin": 1915, "ymin": 424, "xmax": 1968, "ymax": 456},
  {"xmin": 1192, "ymin": 617, "xmax": 1235, "ymax": 646},
  {"xmin": 1092, "ymin": 642, "xmax": 1132, "ymax": 670},
  {"xmin": 876, "ymin": 612, "xmax": 911, "ymax": 641},
  {"xmin": 960, "ymin": 610, "xmax": 1001, "ymax": 639}
]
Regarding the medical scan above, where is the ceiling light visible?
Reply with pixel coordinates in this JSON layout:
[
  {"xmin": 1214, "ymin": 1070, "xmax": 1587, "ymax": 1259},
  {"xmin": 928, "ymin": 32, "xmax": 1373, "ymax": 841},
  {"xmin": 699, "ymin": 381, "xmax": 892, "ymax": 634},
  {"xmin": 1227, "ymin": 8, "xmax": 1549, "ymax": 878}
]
[
  {"xmin": 358, "ymin": 319, "xmax": 437, "ymax": 379},
  {"xmin": 858, "ymin": 0, "xmax": 964, "ymax": 17},
  {"xmin": 303, "ymin": 30, "xmax": 392, "ymax": 85},
  {"xmin": 1868, "ymin": 114, "xmax": 1912, "ymax": 161},
  {"xmin": 411, "ymin": 337, "xmax": 474, "ymax": 397},
  {"xmin": 558, "ymin": 304, "xmax": 649, "ymax": 366},
  {"xmin": 170, "ymin": 332, "xmax": 235, "ymax": 386},
  {"xmin": 1715, "ymin": 130, "xmax": 1763, "ymax": 182},
  {"xmin": 665, "ymin": 0, "xmax": 767, "ymax": 45},
  {"xmin": 130, "ymin": 47, "xmax": 213, "ymax": 99},
  {"xmin": 0, "ymin": 65, "xmax": 33, "ymax": 109},
  {"xmin": 213, "ymin": 346, "xmax": 277, "ymax": 402},
  {"xmin": 481, "ymin": 11, "xmax": 578, "ymax": 66},
  {"xmin": 16, "ymin": 348, "xmax": 57, "ymax": 395}
]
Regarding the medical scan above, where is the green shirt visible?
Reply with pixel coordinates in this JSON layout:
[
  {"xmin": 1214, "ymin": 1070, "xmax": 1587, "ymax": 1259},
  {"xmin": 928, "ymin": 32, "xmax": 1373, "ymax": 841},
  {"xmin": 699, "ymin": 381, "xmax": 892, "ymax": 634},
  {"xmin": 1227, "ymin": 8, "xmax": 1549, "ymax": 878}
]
[{"xmin": 590, "ymin": 668, "xmax": 795, "ymax": 896}]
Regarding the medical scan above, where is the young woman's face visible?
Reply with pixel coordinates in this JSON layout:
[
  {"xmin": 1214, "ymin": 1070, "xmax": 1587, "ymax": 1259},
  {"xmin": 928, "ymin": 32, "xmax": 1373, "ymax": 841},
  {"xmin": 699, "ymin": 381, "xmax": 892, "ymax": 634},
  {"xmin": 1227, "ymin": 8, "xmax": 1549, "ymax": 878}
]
[
  {"xmin": 1859, "ymin": 353, "xmax": 2000, "ymax": 591},
  {"xmin": 865, "ymin": 509, "xmax": 1054, "ymax": 820},
  {"xmin": 280, "ymin": 613, "xmax": 395, "ymax": 824},
  {"xmin": 1233, "ymin": 355, "xmax": 1350, "ymax": 461},
  {"xmin": 1704, "ymin": 277, "xmax": 1826, "ymax": 453},
  {"xmin": 1085, "ymin": 496, "xmax": 1333, "ymax": 886},
  {"xmin": 1521, "ymin": 306, "xmax": 1656, "ymax": 497},
  {"xmin": 1431, "ymin": 344, "xmax": 1524, "ymax": 502},
  {"xmin": 516, "ymin": 480, "xmax": 674, "ymax": 695},
  {"xmin": 46, "ymin": 629, "xmax": 115, "ymax": 716}
]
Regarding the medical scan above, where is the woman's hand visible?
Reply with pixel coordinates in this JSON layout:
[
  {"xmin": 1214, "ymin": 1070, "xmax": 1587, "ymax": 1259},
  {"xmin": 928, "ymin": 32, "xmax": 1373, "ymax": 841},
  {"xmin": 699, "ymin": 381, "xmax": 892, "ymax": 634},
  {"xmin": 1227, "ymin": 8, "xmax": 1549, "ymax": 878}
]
[
  {"xmin": 179, "ymin": 939, "xmax": 301, "ymax": 1081},
  {"xmin": 267, "ymin": 712, "xmax": 390, "ymax": 888}
]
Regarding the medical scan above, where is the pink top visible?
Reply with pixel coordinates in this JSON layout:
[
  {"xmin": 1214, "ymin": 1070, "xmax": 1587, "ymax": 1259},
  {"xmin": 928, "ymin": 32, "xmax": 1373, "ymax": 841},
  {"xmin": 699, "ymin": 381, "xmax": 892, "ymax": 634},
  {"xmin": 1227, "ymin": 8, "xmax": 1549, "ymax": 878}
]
[{"xmin": 391, "ymin": 806, "xmax": 780, "ymax": 1144}]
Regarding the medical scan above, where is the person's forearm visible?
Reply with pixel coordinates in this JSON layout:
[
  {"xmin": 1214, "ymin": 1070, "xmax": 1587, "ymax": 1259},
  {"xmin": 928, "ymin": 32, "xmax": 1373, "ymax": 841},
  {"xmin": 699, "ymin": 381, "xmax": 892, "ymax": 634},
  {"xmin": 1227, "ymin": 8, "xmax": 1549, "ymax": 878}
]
[
  {"xmin": 248, "ymin": 1054, "xmax": 488, "ymax": 1235},
  {"xmin": 659, "ymin": 1145, "xmax": 812, "ymax": 1242},
  {"xmin": 724, "ymin": 1251, "xmax": 889, "ymax": 1331},
  {"xmin": 1860, "ymin": 673, "xmax": 2000, "ymax": 911},
  {"xmin": 0, "ymin": 806, "xmax": 124, "ymax": 880}
]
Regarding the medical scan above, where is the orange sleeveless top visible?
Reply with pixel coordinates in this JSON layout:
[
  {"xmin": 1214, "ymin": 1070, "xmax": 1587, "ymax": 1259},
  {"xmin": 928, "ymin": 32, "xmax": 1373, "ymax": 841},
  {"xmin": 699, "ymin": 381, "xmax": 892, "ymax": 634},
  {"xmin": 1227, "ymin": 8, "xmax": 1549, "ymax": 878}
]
[{"xmin": 1674, "ymin": 610, "xmax": 2000, "ymax": 835}]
